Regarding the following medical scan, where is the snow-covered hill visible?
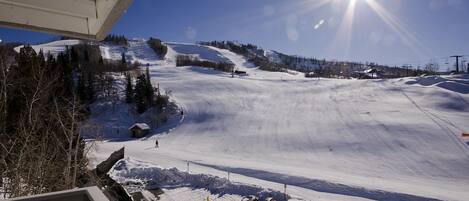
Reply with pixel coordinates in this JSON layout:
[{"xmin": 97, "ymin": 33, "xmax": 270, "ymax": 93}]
[
  {"xmin": 17, "ymin": 39, "xmax": 469, "ymax": 200},
  {"xmin": 14, "ymin": 39, "xmax": 81, "ymax": 56}
]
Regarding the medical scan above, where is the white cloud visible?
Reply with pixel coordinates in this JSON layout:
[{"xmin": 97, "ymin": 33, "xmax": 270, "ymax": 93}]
[
  {"xmin": 369, "ymin": 31, "xmax": 396, "ymax": 47},
  {"xmin": 287, "ymin": 29, "xmax": 299, "ymax": 42},
  {"xmin": 429, "ymin": 0, "xmax": 463, "ymax": 10},
  {"xmin": 370, "ymin": 31, "xmax": 382, "ymax": 45},
  {"xmin": 383, "ymin": 34, "xmax": 396, "ymax": 47},
  {"xmin": 429, "ymin": 0, "xmax": 447, "ymax": 10},
  {"xmin": 448, "ymin": 0, "xmax": 463, "ymax": 7},
  {"xmin": 330, "ymin": 0, "xmax": 346, "ymax": 13},
  {"xmin": 263, "ymin": 5, "xmax": 275, "ymax": 17},
  {"xmin": 286, "ymin": 15, "xmax": 299, "ymax": 42},
  {"xmin": 185, "ymin": 26, "xmax": 197, "ymax": 40},
  {"xmin": 328, "ymin": 17, "xmax": 339, "ymax": 28},
  {"xmin": 313, "ymin": 19, "xmax": 325, "ymax": 30}
]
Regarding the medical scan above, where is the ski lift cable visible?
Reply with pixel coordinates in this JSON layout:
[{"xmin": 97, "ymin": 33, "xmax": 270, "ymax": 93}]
[{"xmin": 387, "ymin": 55, "xmax": 466, "ymax": 67}]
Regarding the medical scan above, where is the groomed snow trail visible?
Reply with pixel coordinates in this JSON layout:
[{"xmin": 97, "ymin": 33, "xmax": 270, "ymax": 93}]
[{"xmin": 91, "ymin": 42, "xmax": 469, "ymax": 201}]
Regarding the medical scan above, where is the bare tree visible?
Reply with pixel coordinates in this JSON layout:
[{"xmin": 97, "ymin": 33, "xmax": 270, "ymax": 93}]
[{"xmin": 424, "ymin": 62, "xmax": 439, "ymax": 74}]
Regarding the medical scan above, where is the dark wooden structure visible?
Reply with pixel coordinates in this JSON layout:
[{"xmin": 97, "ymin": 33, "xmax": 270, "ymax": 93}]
[{"xmin": 129, "ymin": 123, "xmax": 150, "ymax": 138}]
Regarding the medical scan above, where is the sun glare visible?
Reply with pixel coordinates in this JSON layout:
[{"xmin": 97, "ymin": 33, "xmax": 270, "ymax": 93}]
[
  {"xmin": 329, "ymin": 0, "xmax": 357, "ymax": 58},
  {"xmin": 326, "ymin": 0, "xmax": 432, "ymax": 59}
]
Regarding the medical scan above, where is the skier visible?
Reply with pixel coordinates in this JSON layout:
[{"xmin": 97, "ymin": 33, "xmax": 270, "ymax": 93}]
[{"xmin": 155, "ymin": 139, "xmax": 159, "ymax": 148}]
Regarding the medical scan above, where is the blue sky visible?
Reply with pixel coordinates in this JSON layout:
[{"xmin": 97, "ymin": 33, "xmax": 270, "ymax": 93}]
[{"xmin": 1, "ymin": 0, "xmax": 468, "ymax": 68}]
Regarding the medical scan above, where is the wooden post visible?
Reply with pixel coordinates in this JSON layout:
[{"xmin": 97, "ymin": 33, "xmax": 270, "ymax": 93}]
[{"xmin": 284, "ymin": 183, "xmax": 287, "ymax": 201}]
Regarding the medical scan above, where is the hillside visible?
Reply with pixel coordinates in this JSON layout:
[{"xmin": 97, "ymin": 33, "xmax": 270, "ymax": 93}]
[{"xmin": 21, "ymin": 39, "xmax": 469, "ymax": 201}]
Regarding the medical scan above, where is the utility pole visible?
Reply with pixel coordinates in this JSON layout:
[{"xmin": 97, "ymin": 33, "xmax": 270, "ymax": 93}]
[{"xmin": 450, "ymin": 55, "xmax": 463, "ymax": 73}]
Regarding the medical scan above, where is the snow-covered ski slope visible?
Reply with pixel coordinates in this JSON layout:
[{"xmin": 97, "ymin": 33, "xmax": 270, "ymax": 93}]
[
  {"xmin": 30, "ymin": 40, "xmax": 469, "ymax": 200},
  {"xmin": 14, "ymin": 39, "xmax": 81, "ymax": 56}
]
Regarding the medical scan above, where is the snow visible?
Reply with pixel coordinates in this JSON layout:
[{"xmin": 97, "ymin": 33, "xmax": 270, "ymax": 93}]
[
  {"xmin": 264, "ymin": 50, "xmax": 320, "ymax": 71},
  {"xmin": 130, "ymin": 123, "xmax": 151, "ymax": 131},
  {"xmin": 165, "ymin": 42, "xmax": 233, "ymax": 64},
  {"xmin": 405, "ymin": 74, "xmax": 469, "ymax": 95},
  {"xmin": 100, "ymin": 39, "xmax": 163, "ymax": 65},
  {"xmin": 14, "ymin": 39, "xmax": 81, "ymax": 56},
  {"xmin": 74, "ymin": 40, "xmax": 469, "ymax": 200},
  {"xmin": 110, "ymin": 158, "xmax": 288, "ymax": 201}
]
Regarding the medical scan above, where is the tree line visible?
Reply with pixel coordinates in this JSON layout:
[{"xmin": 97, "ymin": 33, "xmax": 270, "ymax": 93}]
[
  {"xmin": 176, "ymin": 55, "xmax": 234, "ymax": 73},
  {"xmin": 0, "ymin": 44, "xmax": 89, "ymax": 197},
  {"xmin": 199, "ymin": 40, "xmax": 288, "ymax": 72},
  {"xmin": 147, "ymin": 37, "xmax": 168, "ymax": 59},
  {"xmin": 125, "ymin": 67, "xmax": 169, "ymax": 114},
  {"xmin": 104, "ymin": 34, "xmax": 129, "ymax": 46},
  {"xmin": 0, "ymin": 40, "xmax": 138, "ymax": 198},
  {"xmin": 201, "ymin": 40, "xmax": 436, "ymax": 78}
]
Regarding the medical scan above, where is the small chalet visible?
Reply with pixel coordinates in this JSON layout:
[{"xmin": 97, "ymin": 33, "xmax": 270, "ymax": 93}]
[
  {"xmin": 129, "ymin": 123, "xmax": 151, "ymax": 138},
  {"xmin": 234, "ymin": 70, "xmax": 247, "ymax": 75},
  {"xmin": 304, "ymin": 72, "xmax": 316, "ymax": 78}
]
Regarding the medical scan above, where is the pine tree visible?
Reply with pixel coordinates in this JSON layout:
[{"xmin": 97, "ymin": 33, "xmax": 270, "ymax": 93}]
[
  {"xmin": 86, "ymin": 72, "xmax": 95, "ymax": 103},
  {"xmin": 70, "ymin": 46, "xmax": 78, "ymax": 66},
  {"xmin": 84, "ymin": 48, "xmax": 89, "ymax": 63},
  {"xmin": 121, "ymin": 52, "xmax": 127, "ymax": 65},
  {"xmin": 121, "ymin": 52, "xmax": 127, "ymax": 71},
  {"xmin": 145, "ymin": 67, "xmax": 154, "ymax": 106},
  {"xmin": 98, "ymin": 56, "xmax": 104, "ymax": 65},
  {"xmin": 125, "ymin": 73, "xmax": 133, "ymax": 103},
  {"xmin": 77, "ymin": 74, "xmax": 87, "ymax": 102},
  {"xmin": 134, "ymin": 75, "xmax": 147, "ymax": 113},
  {"xmin": 57, "ymin": 52, "xmax": 73, "ymax": 94}
]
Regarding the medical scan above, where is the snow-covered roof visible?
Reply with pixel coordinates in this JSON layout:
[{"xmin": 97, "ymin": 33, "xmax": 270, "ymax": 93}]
[
  {"xmin": 0, "ymin": 0, "xmax": 133, "ymax": 40},
  {"xmin": 129, "ymin": 123, "xmax": 150, "ymax": 130}
]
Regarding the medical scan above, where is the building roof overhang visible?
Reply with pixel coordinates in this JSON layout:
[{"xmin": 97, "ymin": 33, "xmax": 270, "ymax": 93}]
[{"xmin": 0, "ymin": 0, "xmax": 133, "ymax": 41}]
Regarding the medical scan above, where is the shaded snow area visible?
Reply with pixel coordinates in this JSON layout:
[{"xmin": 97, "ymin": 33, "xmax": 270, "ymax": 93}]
[
  {"xmin": 68, "ymin": 41, "xmax": 469, "ymax": 200},
  {"xmin": 405, "ymin": 74, "xmax": 469, "ymax": 95},
  {"xmin": 14, "ymin": 39, "xmax": 81, "ymax": 56},
  {"xmin": 80, "ymin": 73, "xmax": 182, "ymax": 142}
]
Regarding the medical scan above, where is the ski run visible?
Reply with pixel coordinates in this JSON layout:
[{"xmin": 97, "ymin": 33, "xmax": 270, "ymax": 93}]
[{"xmin": 28, "ymin": 39, "xmax": 469, "ymax": 201}]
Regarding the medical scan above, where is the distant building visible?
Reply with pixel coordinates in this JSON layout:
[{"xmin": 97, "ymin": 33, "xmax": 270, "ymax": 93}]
[
  {"xmin": 234, "ymin": 70, "xmax": 247, "ymax": 75},
  {"xmin": 129, "ymin": 123, "xmax": 151, "ymax": 138},
  {"xmin": 352, "ymin": 68, "xmax": 383, "ymax": 79},
  {"xmin": 304, "ymin": 72, "xmax": 316, "ymax": 78}
]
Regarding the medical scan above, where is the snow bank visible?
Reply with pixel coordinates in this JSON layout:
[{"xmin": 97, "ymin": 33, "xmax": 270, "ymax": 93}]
[
  {"xmin": 110, "ymin": 159, "xmax": 289, "ymax": 201},
  {"xmin": 405, "ymin": 75, "xmax": 469, "ymax": 94}
]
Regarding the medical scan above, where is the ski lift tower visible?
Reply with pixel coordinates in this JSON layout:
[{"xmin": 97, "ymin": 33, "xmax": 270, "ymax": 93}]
[{"xmin": 450, "ymin": 55, "xmax": 463, "ymax": 73}]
